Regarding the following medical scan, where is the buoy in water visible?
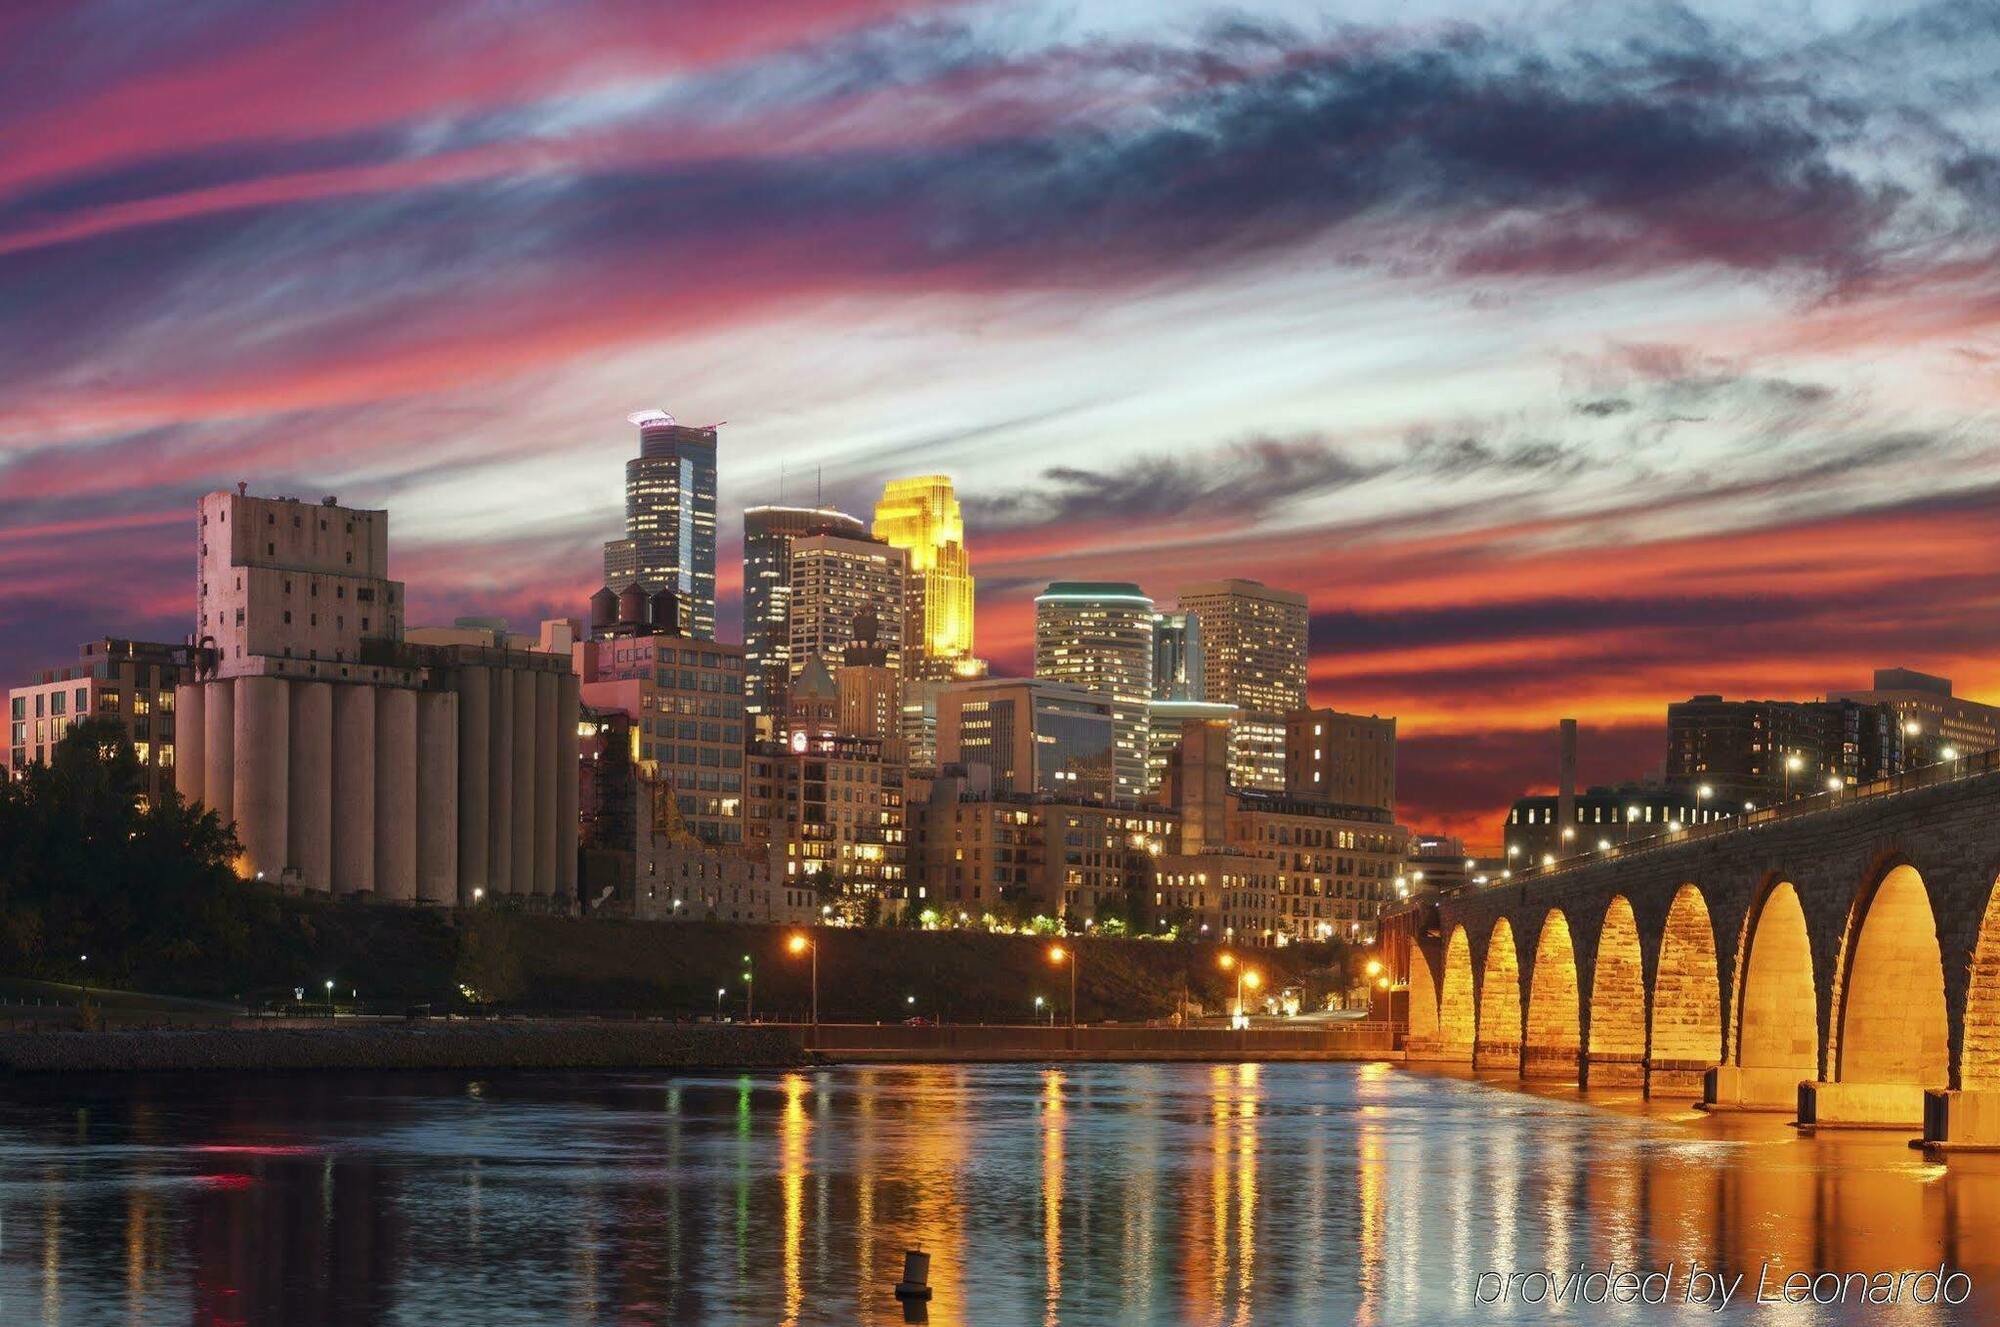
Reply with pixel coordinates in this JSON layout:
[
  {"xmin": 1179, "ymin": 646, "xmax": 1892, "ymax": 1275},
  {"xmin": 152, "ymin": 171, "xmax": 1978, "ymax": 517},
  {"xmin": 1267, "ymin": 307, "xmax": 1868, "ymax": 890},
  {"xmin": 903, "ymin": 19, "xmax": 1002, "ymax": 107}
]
[{"xmin": 894, "ymin": 1249, "xmax": 933, "ymax": 1302}]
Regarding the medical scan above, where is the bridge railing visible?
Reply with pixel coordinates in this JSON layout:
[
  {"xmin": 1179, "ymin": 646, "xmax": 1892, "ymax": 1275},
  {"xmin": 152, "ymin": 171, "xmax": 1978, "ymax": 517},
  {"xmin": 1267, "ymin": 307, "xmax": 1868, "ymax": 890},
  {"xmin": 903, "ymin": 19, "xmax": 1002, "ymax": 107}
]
[{"xmin": 1500, "ymin": 747, "xmax": 2000, "ymax": 884}]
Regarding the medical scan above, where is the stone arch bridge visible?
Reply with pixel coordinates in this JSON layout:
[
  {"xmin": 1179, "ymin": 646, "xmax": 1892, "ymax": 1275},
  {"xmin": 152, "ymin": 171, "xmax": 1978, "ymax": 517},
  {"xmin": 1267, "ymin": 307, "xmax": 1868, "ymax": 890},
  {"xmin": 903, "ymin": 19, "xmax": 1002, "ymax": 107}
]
[{"xmin": 1402, "ymin": 757, "xmax": 2000, "ymax": 1149}]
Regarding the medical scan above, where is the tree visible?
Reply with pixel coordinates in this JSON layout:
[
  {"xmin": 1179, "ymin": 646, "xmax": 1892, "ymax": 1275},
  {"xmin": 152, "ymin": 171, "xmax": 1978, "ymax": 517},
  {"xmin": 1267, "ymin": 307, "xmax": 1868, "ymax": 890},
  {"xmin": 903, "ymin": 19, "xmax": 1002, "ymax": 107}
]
[{"xmin": 0, "ymin": 718, "xmax": 244, "ymax": 985}]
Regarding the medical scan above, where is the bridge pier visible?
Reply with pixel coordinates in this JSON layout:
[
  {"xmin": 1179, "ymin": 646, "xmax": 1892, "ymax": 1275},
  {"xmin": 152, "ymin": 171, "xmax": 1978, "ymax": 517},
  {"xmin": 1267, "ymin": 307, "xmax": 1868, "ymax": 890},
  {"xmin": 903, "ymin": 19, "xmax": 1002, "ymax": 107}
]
[
  {"xmin": 1796, "ymin": 1081, "xmax": 1929, "ymax": 1130},
  {"xmin": 1582, "ymin": 1053, "xmax": 1644, "ymax": 1088},
  {"xmin": 1473, "ymin": 1042, "xmax": 1520, "ymax": 1073},
  {"xmin": 1923, "ymin": 1090, "xmax": 2000, "ymax": 1151},
  {"xmin": 1644, "ymin": 1060, "xmax": 1709, "ymax": 1098},
  {"xmin": 1701, "ymin": 1065, "xmax": 1801, "ymax": 1112},
  {"xmin": 1522, "ymin": 1047, "xmax": 1579, "ymax": 1081}
]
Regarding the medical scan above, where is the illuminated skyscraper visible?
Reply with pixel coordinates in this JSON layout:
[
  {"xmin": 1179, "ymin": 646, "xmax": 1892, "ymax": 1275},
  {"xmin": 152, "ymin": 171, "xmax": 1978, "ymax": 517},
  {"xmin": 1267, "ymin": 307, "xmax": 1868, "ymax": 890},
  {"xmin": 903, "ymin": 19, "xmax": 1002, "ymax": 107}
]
[
  {"xmin": 1177, "ymin": 578, "xmax": 1309, "ymax": 791},
  {"xmin": 1034, "ymin": 581, "xmax": 1154, "ymax": 803},
  {"xmin": 872, "ymin": 475, "xmax": 975, "ymax": 667},
  {"xmin": 787, "ymin": 533, "xmax": 907, "ymax": 680},
  {"xmin": 742, "ymin": 505, "xmax": 867, "ymax": 723},
  {"xmin": 603, "ymin": 410, "xmax": 718, "ymax": 640}
]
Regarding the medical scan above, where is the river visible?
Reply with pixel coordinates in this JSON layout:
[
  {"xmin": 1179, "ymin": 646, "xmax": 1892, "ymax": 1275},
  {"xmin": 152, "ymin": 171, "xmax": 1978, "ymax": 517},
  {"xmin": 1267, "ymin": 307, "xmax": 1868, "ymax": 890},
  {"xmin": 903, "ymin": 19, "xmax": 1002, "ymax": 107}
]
[{"xmin": 1, "ymin": 1063, "xmax": 1994, "ymax": 1324}]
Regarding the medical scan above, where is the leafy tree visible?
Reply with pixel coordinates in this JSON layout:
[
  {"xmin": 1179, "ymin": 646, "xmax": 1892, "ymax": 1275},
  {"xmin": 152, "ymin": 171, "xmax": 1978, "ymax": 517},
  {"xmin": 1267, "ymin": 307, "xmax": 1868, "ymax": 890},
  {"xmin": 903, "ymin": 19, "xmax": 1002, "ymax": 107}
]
[{"xmin": 0, "ymin": 718, "xmax": 243, "ymax": 985}]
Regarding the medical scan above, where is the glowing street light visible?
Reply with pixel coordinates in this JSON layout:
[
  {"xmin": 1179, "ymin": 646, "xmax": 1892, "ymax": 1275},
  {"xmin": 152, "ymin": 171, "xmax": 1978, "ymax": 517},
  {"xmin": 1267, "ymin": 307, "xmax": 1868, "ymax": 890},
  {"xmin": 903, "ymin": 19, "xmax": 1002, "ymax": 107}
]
[
  {"xmin": 1048, "ymin": 944, "xmax": 1077, "ymax": 1044},
  {"xmin": 787, "ymin": 932, "xmax": 817, "ymax": 1044},
  {"xmin": 1784, "ymin": 752, "xmax": 1804, "ymax": 801},
  {"xmin": 1826, "ymin": 775, "xmax": 1843, "ymax": 795},
  {"xmin": 1943, "ymin": 745, "xmax": 1961, "ymax": 763}
]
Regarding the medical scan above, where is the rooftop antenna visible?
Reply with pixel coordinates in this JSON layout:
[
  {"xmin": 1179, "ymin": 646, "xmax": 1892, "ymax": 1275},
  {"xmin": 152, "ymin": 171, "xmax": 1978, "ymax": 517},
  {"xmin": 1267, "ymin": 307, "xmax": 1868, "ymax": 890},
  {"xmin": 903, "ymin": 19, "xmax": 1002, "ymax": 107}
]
[
  {"xmin": 816, "ymin": 466, "xmax": 823, "ymax": 509},
  {"xmin": 779, "ymin": 461, "xmax": 785, "ymax": 505}
]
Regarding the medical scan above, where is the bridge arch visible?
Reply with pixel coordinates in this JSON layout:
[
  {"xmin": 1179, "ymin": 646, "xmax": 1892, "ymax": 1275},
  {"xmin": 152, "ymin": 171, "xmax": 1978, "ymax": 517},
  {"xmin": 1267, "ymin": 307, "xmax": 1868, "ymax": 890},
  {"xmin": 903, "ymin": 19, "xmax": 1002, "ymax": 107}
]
[
  {"xmin": 1437, "ymin": 926, "xmax": 1476, "ymax": 1061},
  {"xmin": 1731, "ymin": 879, "xmax": 1819, "ymax": 1094},
  {"xmin": 1408, "ymin": 940, "xmax": 1440, "ymax": 1045},
  {"xmin": 1832, "ymin": 862, "xmax": 1947, "ymax": 1090},
  {"xmin": 1965, "ymin": 874, "xmax": 2000, "ymax": 1089},
  {"xmin": 1524, "ymin": 910, "xmax": 1581, "ymax": 1079},
  {"xmin": 1587, "ymin": 896, "xmax": 1646, "ymax": 1086},
  {"xmin": 1475, "ymin": 918, "xmax": 1522, "ymax": 1071},
  {"xmin": 1649, "ymin": 883, "xmax": 1721, "ymax": 1095}
]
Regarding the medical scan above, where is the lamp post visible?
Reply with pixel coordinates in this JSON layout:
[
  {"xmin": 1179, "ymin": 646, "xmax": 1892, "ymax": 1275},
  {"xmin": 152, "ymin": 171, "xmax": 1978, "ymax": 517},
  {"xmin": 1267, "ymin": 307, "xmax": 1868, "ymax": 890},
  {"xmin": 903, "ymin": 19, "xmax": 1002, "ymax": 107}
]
[
  {"xmin": 1034, "ymin": 995, "xmax": 1047, "ymax": 1026},
  {"xmin": 787, "ymin": 932, "xmax": 817, "ymax": 1048},
  {"xmin": 325, "ymin": 979, "xmax": 335, "ymax": 1020},
  {"xmin": 741, "ymin": 953, "xmax": 754, "ymax": 1022},
  {"xmin": 1784, "ymin": 752, "xmax": 1803, "ymax": 802},
  {"xmin": 716, "ymin": 986, "xmax": 726, "ymax": 1020},
  {"xmin": 1048, "ymin": 944, "xmax": 1076, "ymax": 1049}
]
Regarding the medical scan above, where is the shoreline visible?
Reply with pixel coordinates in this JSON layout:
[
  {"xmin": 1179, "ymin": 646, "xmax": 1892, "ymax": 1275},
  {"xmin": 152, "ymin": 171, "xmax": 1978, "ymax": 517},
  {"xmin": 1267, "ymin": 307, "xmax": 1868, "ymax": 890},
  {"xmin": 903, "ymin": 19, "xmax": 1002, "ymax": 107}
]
[{"xmin": 0, "ymin": 1023, "xmax": 807, "ymax": 1074}]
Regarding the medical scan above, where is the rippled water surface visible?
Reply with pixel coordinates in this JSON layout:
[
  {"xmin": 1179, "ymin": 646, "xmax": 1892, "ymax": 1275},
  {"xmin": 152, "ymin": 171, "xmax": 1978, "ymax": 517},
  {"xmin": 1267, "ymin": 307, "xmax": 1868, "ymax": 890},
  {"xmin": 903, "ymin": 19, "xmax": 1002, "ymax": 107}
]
[{"xmin": 2, "ymin": 1063, "xmax": 1996, "ymax": 1325}]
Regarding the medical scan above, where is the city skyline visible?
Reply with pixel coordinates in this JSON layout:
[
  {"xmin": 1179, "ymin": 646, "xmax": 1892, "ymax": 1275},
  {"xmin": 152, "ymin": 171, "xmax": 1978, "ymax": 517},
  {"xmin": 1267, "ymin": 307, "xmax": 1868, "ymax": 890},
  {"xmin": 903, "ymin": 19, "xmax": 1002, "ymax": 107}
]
[{"xmin": 7, "ymin": 0, "xmax": 2000, "ymax": 845}]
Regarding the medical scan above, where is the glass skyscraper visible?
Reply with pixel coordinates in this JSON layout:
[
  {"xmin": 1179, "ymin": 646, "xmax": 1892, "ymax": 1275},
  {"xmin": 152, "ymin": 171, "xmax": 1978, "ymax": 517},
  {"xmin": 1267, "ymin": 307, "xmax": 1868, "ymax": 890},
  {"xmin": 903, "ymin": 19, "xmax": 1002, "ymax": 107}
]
[{"xmin": 603, "ymin": 410, "xmax": 717, "ymax": 640}]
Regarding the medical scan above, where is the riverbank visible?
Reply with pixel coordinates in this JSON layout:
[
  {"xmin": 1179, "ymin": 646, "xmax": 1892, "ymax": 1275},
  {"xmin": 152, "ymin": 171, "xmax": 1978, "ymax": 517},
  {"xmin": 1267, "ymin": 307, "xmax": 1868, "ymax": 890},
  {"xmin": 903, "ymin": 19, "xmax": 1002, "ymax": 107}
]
[{"xmin": 0, "ymin": 1022, "xmax": 806, "ymax": 1073}]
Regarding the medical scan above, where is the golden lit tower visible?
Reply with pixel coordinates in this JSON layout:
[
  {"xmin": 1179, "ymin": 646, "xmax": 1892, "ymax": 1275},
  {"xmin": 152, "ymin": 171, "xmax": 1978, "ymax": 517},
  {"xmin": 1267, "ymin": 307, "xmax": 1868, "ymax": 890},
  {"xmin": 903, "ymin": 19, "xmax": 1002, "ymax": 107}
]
[{"xmin": 873, "ymin": 476, "xmax": 974, "ymax": 666}]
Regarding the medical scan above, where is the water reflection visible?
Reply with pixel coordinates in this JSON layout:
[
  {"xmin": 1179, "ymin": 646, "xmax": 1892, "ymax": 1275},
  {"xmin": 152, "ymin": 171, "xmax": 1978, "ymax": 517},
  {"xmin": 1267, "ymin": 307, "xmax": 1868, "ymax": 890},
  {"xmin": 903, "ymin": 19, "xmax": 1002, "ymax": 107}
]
[{"xmin": 1, "ymin": 1065, "xmax": 1997, "ymax": 1325}]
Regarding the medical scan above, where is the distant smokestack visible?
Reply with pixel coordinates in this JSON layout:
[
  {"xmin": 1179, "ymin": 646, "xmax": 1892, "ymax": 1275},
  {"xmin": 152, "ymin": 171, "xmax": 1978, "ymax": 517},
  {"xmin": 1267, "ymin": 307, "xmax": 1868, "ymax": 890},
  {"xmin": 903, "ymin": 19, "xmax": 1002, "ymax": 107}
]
[{"xmin": 1558, "ymin": 718, "xmax": 1578, "ymax": 855}]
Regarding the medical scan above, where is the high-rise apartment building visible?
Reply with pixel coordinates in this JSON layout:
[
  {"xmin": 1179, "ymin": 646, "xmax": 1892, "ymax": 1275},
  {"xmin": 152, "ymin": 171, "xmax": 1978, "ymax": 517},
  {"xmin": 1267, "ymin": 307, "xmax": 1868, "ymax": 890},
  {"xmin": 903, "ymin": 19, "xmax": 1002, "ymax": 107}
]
[
  {"xmin": 873, "ymin": 476, "xmax": 975, "ymax": 667},
  {"xmin": 1285, "ymin": 708, "xmax": 1397, "ymax": 812},
  {"xmin": 787, "ymin": 533, "xmax": 907, "ymax": 681},
  {"xmin": 741, "ymin": 505, "xmax": 867, "ymax": 724},
  {"xmin": 1177, "ymin": 579, "xmax": 1309, "ymax": 791},
  {"xmin": 1833, "ymin": 668, "xmax": 2000, "ymax": 766},
  {"xmin": 1034, "ymin": 582, "xmax": 1155, "ymax": 802},
  {"xmin": 602, "ymin": 410, "xmax": 717, "ymax": 640},
  {"xmin": 5, "ymin": 639, "xmax": 186, "ymax": 809},
  {"xmin": 1666, "ymin": 694, "xmax": 1904, "ymax": 810}
]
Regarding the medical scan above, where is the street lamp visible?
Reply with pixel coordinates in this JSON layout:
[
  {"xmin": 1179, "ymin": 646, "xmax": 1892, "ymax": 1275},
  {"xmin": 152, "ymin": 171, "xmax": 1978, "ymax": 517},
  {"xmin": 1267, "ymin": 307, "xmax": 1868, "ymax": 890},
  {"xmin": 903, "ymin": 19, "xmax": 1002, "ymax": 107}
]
[
  {"xmin": 1034, "ymin": 995, "xmax": 1047, "ymax": 1025},
  {"xmin": 716, "ymin": 986, "xmax": 726, "ymax": 1019},
  {"xmin": 1048, "ymin": 944, "xmax": 1077, "ymax": 1047},
  {"xmin": 325, "ymin": 979, "xmax": 335, "ymax": 1020},
  {"xmin": 1241, "ymin": 968, "xmax": 1263, "ymax": 1023},
  {"xmin": 1784, "ymin": 752, "xmax": 1803, "ymax": 801},
  {"xmin": 1943, "ymin": 745, "xmax": 1961, "ymax": 763},
  {"xmin": 787, "ymin": 932, "xmax": 817, "ymax": 1046},
  {"xmin": 741, "ymin": 953, "xmax": 754, "ymax": 1021},
  {"xmin": 1826, "ymin": 775, "xmax": 1843, "ymax": 796}
]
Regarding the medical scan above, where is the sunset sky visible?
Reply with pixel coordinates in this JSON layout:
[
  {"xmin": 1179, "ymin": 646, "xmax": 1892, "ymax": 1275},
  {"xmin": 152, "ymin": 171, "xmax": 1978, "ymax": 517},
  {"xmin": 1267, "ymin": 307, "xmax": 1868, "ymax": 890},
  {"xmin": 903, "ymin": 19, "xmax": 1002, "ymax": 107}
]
[{"xmin": 4, "ymin": 0, "xmax": 1999, "ymax": 847}]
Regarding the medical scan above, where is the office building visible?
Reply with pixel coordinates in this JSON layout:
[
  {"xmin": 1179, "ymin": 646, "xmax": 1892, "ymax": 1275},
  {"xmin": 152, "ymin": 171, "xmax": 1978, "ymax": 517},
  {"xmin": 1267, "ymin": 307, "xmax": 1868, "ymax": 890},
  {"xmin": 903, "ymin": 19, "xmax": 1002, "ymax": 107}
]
[
  {"xmin": 873, "ymin": 476, "xmax": 975, "ymax": 665},
  {"xmin": 787, "ymin": 532, "xmax": 907, "ymax": 682},
  {"xmin": 1666, "ymin": 694, "xmax": 1904, "ymax": 810},
  {"xmin": 5, "ymin": 638, "xmax": 186, "ymax": 809},
  {"xmin": 1834, "ymin": 667, "xmax": 2000, "ymax": 766},
  {"xmin": 176, "ymin": 489, "xmax": 577, "ymax": 907},
  {"xmin": 602, "ymin": 410, "xmax": 718, "ymax": 640},
  {"xmin": 1034, "ymin": 581, "xmax": 1155, "ymax": 802},
  {"xmin": 1177, "ymin": 579, "xmax": 1309, "ymax": 791},
  {"xmin": 937, "ymin": 677, "xmax": 1116, "ymax": 802},
  {"xmin": 575, "ymin": 611, "xmax": 747, "ymax": 848},
  {"xmin": 741, "ymin": 505, "xmax": 867, "ymax": 723},
  {"xmin": 1285, "ymin": 708, "xmax": 1397, "ymax": 812}
]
